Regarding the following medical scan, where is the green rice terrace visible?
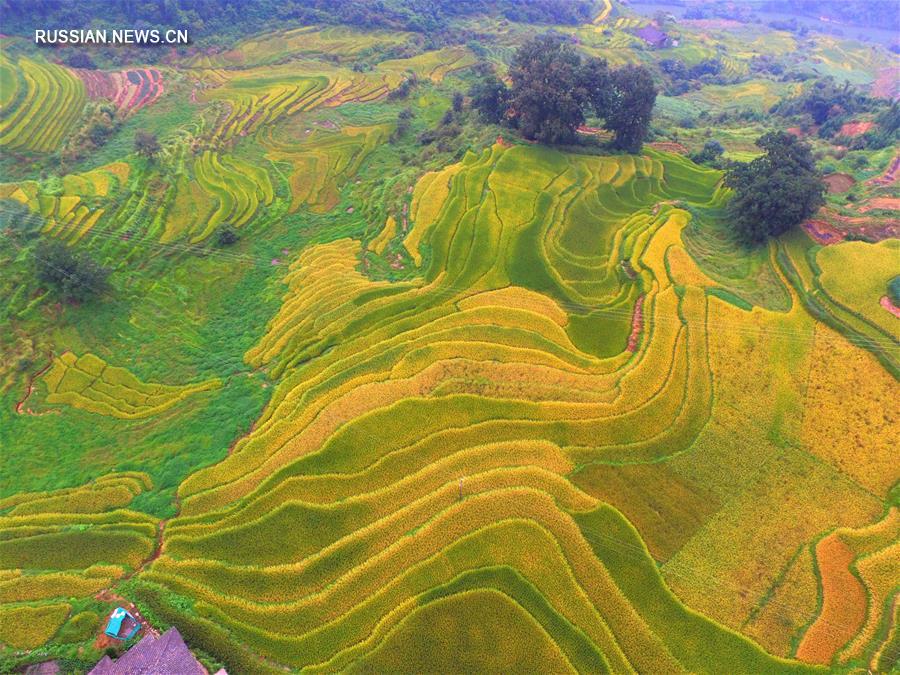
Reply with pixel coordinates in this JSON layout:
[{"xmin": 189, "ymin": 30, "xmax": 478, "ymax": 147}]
[{"xmin": 0, "ymin": 0, "xmax": 897, "ymax": 672}]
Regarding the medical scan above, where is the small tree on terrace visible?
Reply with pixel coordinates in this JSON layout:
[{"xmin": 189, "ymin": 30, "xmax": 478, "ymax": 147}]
[
  {"xmin": 690, "ymin": 139, "xmax": 725, "ymax": 166},
  {"xmin": 452, "ymin": 91, "xmax": 464, "ymax": 113},
  {"xmin": 469, "ymin": 74, "xmax": 509, "ymax": 124},
  {"xmin": 34, "ymin": 241, "xmax": 110, "ymax": 302},
  {"xmin": 134, "ymin": 130, "xmax": 161, "ymax": 159},
  {"xmin": 724, "ymin": 132, "xmax": 825, "ymax": 245}
]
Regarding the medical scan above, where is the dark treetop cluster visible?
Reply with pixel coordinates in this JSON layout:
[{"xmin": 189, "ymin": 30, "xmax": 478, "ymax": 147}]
[
  {"xmin": 724, "ymin": 132, "xmax": 825, "ymax": 246},
  {"xmin": 471, "ymin": 34, "xmax": 658, "ymax": 152}
]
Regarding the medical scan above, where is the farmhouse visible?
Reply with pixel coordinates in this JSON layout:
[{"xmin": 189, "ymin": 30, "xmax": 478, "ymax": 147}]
[{"xmin": 634, "ymin": 25, "xmax": 669, "ymax": 48}]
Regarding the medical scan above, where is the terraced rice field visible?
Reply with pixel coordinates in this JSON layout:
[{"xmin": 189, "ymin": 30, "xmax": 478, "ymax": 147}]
[
  {"xmin": 778, "ymin": 231, "xmax": 900, "ymax": 376},
  {"xmin": 593, "ymin": 0, "xmax": 613, "ymax": 25},
  {"xmin": 1, "ymin": 14, "xmax": 898, "ymax": 675},
  {"xmin": 41, "ymin": 352, "xmax": 221, "ymax": 419},
  {"xmin": 0, "ymin": 56, "xmax": 86, "ymax": 153},
  {"xmin": 0, "ymin": 162, "xmax": 129, "ymax": 242},
  {"xmin": 261, "ymin": 123, "xmax": 387, "ymax": 213},
  {"xmin": 73, "ymin": 67, "xmax": 164, "ymax": 115},
  {"xmin": 187, "ymin": 26, "xmax": 412, "ymax": 68},
  {"xmin": 113, "ymin": 143, "xmax": 878, "ymax": 672},
  {"xmin": 199, "ymin": 63, "xmax": 402, "ymax": 144},
  {"xmin": 378, "ymin": 47, "xmax": 477, "ymax": 83},
  {"xmin": 0, "ymin": 473, "xmax": 159, "ymax": 647}
]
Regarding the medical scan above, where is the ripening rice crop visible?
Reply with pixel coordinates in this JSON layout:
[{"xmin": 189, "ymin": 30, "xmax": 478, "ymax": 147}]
[
  {"xmin": 1, "ymin": 162, "xmax": 130, "ymax": 242},
  {"xmin": 187, "ymin": 26, "xmax": 412, "ymax": 68},
  {"xmin": 662, "ymin": 448, "xmax": 883, "ymax": 631},
  {"xmin": 807, "ymin": 37, "xmax": 880, "ymax": 86},
  {"xmin": 0, "ymin": 603, "xmax": 70, "ymax": 649},
  {"xmin": 837, "ymin": 509, "xmax": 900, "ymax": 668},
  {"xmin": 593, "ymin": 0, "xmax": 613, "ymax": 24},
  {"xmin": 261, "ymin": 124, "xmax": 387, "ymax": 213},
  {"xmin": 0, "ymin": 566, "xmax": 124, "ymax": 603},
  {"xmin": 0, "ymin": 475, "xmax": 158, "ymax": 651},
  {"xmin": 614, "ymin": 17, "xmax": 647, "ymax": 30},
  {"xmin": 368, "ymin": 216, "xmax": 397, "ymax": 255},
  {"xmin": 0, "ymin": 56, "xmax": 85, "ymax": 153},
  {"xmin": 189, "ymin": 150, "xmax": 275, "ymax": 241},
  {"xmin": 796, "ymin": 510, "xmax": 900, "ymax": 666},
  {"xmin": 816, "ymin": 239, "xmax": 899, "ymax": 337},
  {"xmin": 683, "ymin": 79, "xmax": 797, "ymax": 114},
  {"xmin": 123, "ymin": 142, "xmax": 870, "ymax": 673},
  {"xmin": 41, "ymin": 351, "xmax": 221, "ymax": 418},
  {"xmin": 800, "ymin": 323, "xmax": 897, "ymax": 496},
  {"xmin": 0, "ymin": 55, "xmax": 19, "ymax": 109},
  {"xmin": 777, "ymin": 230, "xmax": 899, "ymax": 376},
  {"xmin": 744, "ymin": 545, "xmax": 820, "ymax": 657},
  {"xmin": 0, "ymin": 43, "xmax": 888, "ymax": 666},
  {"xmin": 377, "ymin": 47, "xmax": 476, "ymax": 83},
  {"xmin": 200, "ymin": 62, "xmax": 401, "ymax": 143}
]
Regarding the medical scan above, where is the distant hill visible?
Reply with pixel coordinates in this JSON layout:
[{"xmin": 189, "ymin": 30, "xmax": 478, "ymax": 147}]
[{"xmin": 0, "ymin": 0, "xmax": 595, "ymax": 39}]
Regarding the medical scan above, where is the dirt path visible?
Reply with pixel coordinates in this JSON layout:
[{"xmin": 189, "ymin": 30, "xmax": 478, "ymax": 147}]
[
  {"xmin": 866, "ymin": 153, "xmax": 899, "ymax": 187},
  {"xmin": 14, "ymin": 354, "xmax": 58, "ymax": 416},
  {"xmin": 626, "ymin": 295, "xmax": 645, "ymax": 353},
  {"xmin": 94, "ymin": 490, "xmax": 182, "ymax": 646}
]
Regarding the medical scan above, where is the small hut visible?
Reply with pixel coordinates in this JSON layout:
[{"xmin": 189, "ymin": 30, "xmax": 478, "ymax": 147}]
[
  {"xmin": 103, "ymin": 607, "xmax": 140, "ymax": 641},
  {"xmin": 634, "ymin": 25, "xmax": 669, "ymax": 48}
]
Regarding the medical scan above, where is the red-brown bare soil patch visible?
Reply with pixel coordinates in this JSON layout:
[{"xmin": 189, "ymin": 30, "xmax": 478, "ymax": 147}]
[
  {"xmin": 823, "ymin": 173, "xmax": 855, "ymax": 193},
  {"xmin": 795, "ymin": 534, "xmax": 867, "ymax": 664},
  {"xmin": 838, "ymin": 120, "xmax": 874, "ymax": 137},
  {"xmin": 648, "ymin": 141, "xmax": 688, "ymax": 154}
]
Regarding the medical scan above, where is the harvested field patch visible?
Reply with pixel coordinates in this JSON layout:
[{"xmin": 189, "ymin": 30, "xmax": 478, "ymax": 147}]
[
  {"xmin": 73, "ymin": 67, "xmax": 164, "ymax": 114},
  {"xmin": 871, "ymin": 65, "xmax": 900, "ymax": 99},
  {"xmin": 795, "ymin": 533, "xmax": 867, "ymax": 664},
  {"xmin": 648, "ymin": 141, "xmax": 688, "ymax": 154},
  {"xmin": 858, "ymin": 197, "xmax": 900, "ymax": 212},
  {"xmin": 823, "ymin": 172, "xmax": 855, "ymax": 193}
]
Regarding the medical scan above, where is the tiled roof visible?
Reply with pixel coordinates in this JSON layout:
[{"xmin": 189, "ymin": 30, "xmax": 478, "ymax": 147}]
[
  {"xmin": 89, "ymin": 627, "xmax": 212, "ymax": 675},
  {"xmin": 634, "ymin": 25, "xmax": 668, "ymax": 44}
]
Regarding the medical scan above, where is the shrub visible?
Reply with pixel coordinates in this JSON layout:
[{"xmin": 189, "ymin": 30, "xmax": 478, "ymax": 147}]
[
  {"xmin": 57, "ymin": 611, "xmax": 100, "ymax": 643},
  {"xmin": 134, "ymin": 130, "xmax": 161, "ymax": 159},
  {"xmin": 34, "ymin": 241, "xmax": 111, "ymax": 302},
  {"xmin": 689, "ymin": 140, "xmax": 724, "ymax": 166},
  {"xmin": 216, "ymin": 224, "xmax": 239, "ymax": 246},
  {"xmin": 889, "ymin": 276, "xmax": 900, "ymax": 305}
]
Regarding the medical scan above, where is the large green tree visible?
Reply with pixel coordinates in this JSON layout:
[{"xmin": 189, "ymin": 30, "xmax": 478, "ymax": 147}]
[
  {"xmin": 606, "ymin": 65, "xmax": 658, "ymax": 153},
  {"xmin": 507, "ymin": 34, "xmax": 595, "ymax": 144},
  {"xmin": 724, "ymin": 132, "xmax": 825, "ymax": 245},
  {"xmin": 475, "ymin": 33, "xmax": 656, "ymax": 150}
]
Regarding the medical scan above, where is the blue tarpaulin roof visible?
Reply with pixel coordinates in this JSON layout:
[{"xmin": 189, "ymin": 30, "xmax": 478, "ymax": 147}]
[{"xmin": 104, "ymin": 607, "xmax": 139, "ymax": 640}]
